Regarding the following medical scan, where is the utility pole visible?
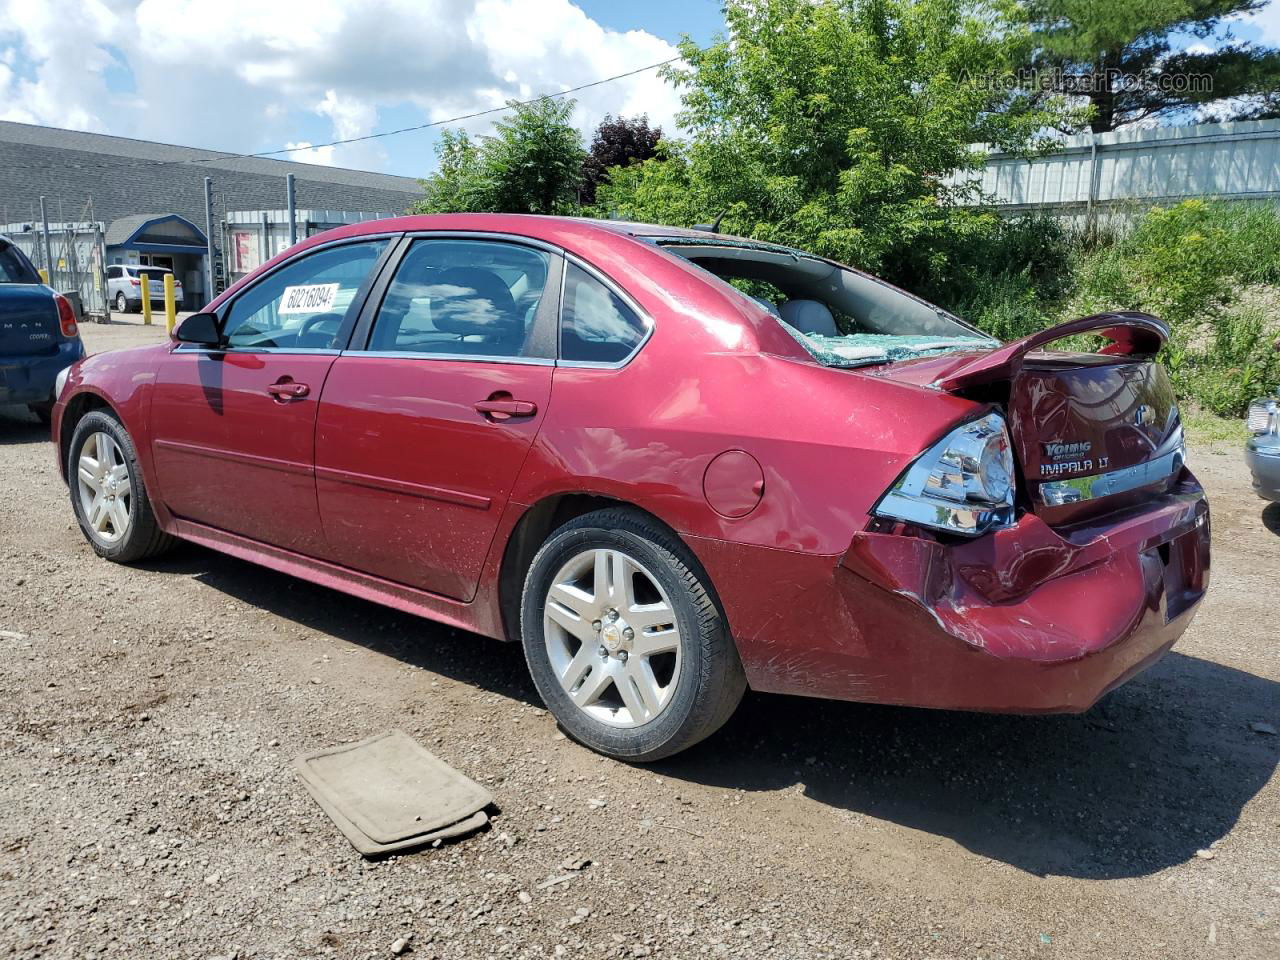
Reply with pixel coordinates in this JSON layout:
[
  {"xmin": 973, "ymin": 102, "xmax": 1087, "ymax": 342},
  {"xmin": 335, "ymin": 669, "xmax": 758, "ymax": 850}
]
[
  {"xmin": 286, "ymin": 173, "xmax": 297, "ymax": 246},
  {"xmin": 204, "ymin": 177, "xmax": 215, "ymax": 308},
  {"xmin": 39, "ymin": 195, "xmax": 53, "ymax": 279}
]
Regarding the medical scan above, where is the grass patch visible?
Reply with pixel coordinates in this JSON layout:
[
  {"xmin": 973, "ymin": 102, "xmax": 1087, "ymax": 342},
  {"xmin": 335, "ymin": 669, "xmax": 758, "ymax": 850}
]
[{"xmin": 1182, "ymin": 409, "xmax": 1247, "ymax": 445}]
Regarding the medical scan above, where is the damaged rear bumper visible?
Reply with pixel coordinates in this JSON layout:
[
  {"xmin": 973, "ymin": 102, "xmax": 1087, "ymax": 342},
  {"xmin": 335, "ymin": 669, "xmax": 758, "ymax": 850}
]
[{"xmin": 693, "ymin": 477, "xmax": 1210, "ymax": 713}]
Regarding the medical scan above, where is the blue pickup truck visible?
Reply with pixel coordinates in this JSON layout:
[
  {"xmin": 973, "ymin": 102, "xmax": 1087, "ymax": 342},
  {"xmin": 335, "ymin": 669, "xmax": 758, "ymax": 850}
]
[{"xmin": 0, "ymin": 234, "xmax": 85, "ymax": 424}]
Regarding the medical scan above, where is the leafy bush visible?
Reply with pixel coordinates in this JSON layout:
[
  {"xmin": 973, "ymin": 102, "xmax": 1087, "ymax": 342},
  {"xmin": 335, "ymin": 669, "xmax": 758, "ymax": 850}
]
[
  {"xmin": 1068, "ymin": 200, "xmax": 1280, "ymax": 325},
  {"xmin": 1168, "ymin": 307, "xmax": 1280, "ymax": 416},
  {"xmin": 933, "ymin": 199, "xmax": 1280, "ymax": 418},
  {"xmin": 959, "ymin": 269, "xmax": 1049, "ymax": 342},
  {"xmin": 935, "ymin": 214, "xmax": 1071, "ymax": 336},
  {"xmin": 1053, "ymin": 200, "xmax": 1280, "ymax": 416}
]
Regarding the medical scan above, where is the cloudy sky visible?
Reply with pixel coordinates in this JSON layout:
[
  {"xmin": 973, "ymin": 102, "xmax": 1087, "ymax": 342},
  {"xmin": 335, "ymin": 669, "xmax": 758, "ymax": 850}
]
[
  {"xmin": 0, "ymin": 0, "xmax": 1277, "ymax": 179},
  {"xmin": 0, "ymin": 0, "xmax": 723, "ymax": 177}
]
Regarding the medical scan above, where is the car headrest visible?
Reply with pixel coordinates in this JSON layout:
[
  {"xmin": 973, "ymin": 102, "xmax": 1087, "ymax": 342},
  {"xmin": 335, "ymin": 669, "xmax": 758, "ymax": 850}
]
[
  {"xmin": 780, "ymin": 299, "xmax": 837, "ymax": 337},
  {"xmin": 431, "ymin": 268, "xmax": 520, "ymax": 339},
  {"xmin": 750, "ymin": 295, "xmax": 781, "ymax": 318}
]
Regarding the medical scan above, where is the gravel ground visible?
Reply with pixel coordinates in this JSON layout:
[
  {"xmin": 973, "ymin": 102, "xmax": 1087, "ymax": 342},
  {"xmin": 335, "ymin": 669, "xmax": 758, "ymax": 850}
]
[{"xmin": 1, "ymin": 317, "xmax": 1277, "ymax": 960}]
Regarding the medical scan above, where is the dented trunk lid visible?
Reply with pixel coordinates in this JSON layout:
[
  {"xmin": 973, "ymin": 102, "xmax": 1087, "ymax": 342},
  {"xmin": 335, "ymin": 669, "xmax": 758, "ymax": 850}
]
[
  {"xmin": 1007, "ymin": 353, "xmax": 1183, "ymax": 523},
  {"xmin": 871, "ymin": 312, "xmax": 1186, "ymax": 524}
]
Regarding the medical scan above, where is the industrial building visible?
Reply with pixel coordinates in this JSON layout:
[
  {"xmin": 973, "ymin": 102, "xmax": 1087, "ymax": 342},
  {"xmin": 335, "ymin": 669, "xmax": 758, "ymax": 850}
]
[{"xmin": 0, "ymin": 120, "xmax": 423, "ymax": 312}]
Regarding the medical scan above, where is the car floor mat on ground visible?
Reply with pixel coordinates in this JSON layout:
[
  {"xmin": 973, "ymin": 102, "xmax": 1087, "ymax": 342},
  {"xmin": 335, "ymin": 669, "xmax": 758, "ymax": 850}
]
[{"xmin": 295, "ymin": 730, "xmax": 493, "ymax": 857}]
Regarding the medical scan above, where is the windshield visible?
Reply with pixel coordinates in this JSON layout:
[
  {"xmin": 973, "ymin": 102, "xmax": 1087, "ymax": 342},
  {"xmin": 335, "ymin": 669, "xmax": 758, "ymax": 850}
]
[
  {"xmin": 658, "ymin": 239, "xmax": 997, "ymax": 367},
  {"xmin": 0, "ymin": 243, "xmax": 39, "ymax": 283}
]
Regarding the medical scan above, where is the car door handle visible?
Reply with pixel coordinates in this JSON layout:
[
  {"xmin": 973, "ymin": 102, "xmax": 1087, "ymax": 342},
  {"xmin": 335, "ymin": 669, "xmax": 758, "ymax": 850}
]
[
  {"xmin": 474, "ymin": 398, "xmax": 537, "ymax": 419},
  {"xmin": 267, "ymin": 381, "xmax": 310, "ymax": 400}
]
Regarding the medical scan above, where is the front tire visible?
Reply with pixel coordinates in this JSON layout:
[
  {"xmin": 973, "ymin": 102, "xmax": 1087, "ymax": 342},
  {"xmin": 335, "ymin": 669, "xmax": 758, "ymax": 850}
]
[
  {"xmin": 520, "ymin": 508, "xmax": 745, "ymax": 762},
  {"xmin": 68, "ymin": 410, "xmax": 174, "ymax": 563},
  {"xmin": 114, "ymin": 292, "xmax": 128, "ymax": 314}
]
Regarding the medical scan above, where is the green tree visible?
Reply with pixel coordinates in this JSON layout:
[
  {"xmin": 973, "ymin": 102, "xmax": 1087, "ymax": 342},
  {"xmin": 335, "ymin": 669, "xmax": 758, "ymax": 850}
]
[
  {"xmin": 414, "ymin": 98, "xmax": 586, "ymax": 215},
  {"xmin": 581, "ymin": 114, "xmax": 663, "ymax": 205},
  {"xmin": 1025, "ymin": 1, "xmax": 1280, "ymax": 132},
  {"xmin": 598, "ymin": 0, "xmax": 1066, "ymax": 301},
  {"xmin": 415, "ymin": 129, "xmax": 488, "ymax": 213}
]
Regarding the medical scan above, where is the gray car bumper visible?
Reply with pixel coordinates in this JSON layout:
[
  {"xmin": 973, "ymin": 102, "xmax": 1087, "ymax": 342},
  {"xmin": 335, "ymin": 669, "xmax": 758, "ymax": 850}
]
[{"xmin": 1246, "ymin": 437, "xmax": 1280, "ymax": 502}]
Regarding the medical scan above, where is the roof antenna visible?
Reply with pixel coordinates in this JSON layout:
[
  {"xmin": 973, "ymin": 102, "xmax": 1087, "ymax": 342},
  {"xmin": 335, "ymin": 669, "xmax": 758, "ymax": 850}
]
[{"xmin": 693, "ymin": 209, "xmax": 727, "ymax": 233}]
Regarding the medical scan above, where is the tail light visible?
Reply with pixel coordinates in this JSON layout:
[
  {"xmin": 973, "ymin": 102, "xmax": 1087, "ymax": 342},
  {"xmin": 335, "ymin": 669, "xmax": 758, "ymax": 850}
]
[
  {"xmin": 873, "ymin": 413, "xmax": 1016, "ymax": 536},
  {"xmin": 1247, "ymin": 396, "xmax": 1277, "ymax": 435},
  {"xmin": 53, "ymin": 294, "xmax": 79, "ymax": 338},
  {"xmin": 130, "ymin": 278, "xmax": 140, "ymax": 286}
]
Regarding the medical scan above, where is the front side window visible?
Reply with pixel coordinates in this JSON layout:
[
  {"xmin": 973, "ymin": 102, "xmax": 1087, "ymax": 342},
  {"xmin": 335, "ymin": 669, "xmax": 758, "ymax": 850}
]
[
  {"xmin": 559, "ymin": 263, "xmax": 649, "ymax": 364},
  {"xmin": 106, "ymin": 266, "xmax": 121, "ymax": 280},
  {"xmin": 366, "ymin": 238, "xmax": 552, "ymax": 359},
  {"xmin": 221, "ymin": 239, "xmax": 389, "ymax": 349}
]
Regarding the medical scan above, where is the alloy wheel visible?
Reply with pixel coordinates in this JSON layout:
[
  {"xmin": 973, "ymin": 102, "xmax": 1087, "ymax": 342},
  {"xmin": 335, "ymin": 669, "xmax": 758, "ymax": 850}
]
[
  {"xmin": 542, "ymin": 548, "xmax": 682, "ymax": 728},
  {"xmin": 76, "ymin": 431, "xmax": 132, "ymax": 544},
  {"xmin": 115, "ymin": 292, "xmax": 127, "ymax": 312}
]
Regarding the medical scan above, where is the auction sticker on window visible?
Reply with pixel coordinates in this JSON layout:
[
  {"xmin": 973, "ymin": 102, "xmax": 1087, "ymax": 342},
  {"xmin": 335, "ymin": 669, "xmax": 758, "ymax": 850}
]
[{"xmin": 280, "ymin": 283, "xmax": 340, "ymax": 315}]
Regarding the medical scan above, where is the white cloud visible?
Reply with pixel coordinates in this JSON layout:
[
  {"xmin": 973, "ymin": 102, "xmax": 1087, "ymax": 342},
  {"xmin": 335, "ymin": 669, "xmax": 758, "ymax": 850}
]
[
  {"xmin": 0, "ymin": 0, "xmax": 683, "ymax": 173},
  {"xmin": 281, "ymin": 141, "xmax": 337, "ymax": 166},
  {"xmin": 1237, "ymin": 2, "xmax": 1280, "ymax": 46}
]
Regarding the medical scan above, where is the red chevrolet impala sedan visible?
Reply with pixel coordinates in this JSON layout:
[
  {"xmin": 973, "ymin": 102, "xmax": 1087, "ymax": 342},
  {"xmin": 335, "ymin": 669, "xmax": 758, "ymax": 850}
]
[{"xmin": 52, "ymin": 214, "xmax": 1210, "ymax": 760}]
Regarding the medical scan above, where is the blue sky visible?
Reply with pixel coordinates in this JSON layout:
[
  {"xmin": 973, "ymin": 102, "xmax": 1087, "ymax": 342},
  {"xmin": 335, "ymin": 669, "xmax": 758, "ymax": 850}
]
[
  {"xmin": 578, "ymin": 0, "xmax": 725, "ymax": 45},
  {"xmin": 1, "ymin": 0, "xmax": 1277, "ymax": 179}
]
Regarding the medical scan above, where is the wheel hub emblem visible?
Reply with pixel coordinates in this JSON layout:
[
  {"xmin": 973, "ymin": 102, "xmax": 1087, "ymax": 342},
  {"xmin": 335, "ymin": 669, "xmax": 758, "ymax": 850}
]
[{"xmin": 601, "ymin": 624, "xmax": 624, "ymax": 653}]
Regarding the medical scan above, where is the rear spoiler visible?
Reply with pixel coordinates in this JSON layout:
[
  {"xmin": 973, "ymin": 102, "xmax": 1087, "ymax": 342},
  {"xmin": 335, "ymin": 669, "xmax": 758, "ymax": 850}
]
[{"xmin": 936, "ymin": 312, "xmax": 1169, "ymax": 391}]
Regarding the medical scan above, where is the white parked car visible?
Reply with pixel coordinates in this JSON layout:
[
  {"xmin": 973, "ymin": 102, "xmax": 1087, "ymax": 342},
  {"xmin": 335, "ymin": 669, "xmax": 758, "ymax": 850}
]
[{"xmin": 106, "ymin": 264, "xmax": 184, "ymax": 313}]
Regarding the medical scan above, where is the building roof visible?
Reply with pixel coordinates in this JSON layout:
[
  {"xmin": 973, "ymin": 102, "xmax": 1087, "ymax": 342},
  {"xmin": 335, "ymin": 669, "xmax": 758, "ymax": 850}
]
[
  {"xmin": 0, "ymin": 120, "xmax": 421, "ymax": 194},
  {"xmin": 104, "ymin": 213, "xmax": 162, "ymax": 246},
  {"xmin": 105, "ymin": 213, "xmax": 207, "ymax": 249}
]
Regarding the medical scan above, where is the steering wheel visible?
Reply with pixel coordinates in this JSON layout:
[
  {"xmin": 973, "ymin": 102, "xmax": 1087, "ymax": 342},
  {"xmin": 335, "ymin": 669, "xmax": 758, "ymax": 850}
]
[{"xmin": 297, "ymin": 312, "xmax": 344, "ymax": 346}]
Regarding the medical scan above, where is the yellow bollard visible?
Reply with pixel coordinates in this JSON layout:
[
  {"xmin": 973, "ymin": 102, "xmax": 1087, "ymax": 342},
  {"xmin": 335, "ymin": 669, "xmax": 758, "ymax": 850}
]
[
  {"xmin": 140, "ymin": 272, "xmax": 152, "ymax": 325},
  {"xmin": 38, "ymin": 268, "xmax": 49, "ymax": 284},
  {"xmin": 163, "ymin": 273, "xmax": 177, "ymax": 333}
]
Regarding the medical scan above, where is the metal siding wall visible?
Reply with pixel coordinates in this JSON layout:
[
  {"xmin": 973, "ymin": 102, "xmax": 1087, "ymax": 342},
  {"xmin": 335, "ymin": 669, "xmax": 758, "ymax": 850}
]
[
  {"xmin": 952, "ymin": 120, "xmax": 1280, "ymax": 220},
  {"xmin": 0, "ymin": 139, "xmax": 422, "ymax": 231}
]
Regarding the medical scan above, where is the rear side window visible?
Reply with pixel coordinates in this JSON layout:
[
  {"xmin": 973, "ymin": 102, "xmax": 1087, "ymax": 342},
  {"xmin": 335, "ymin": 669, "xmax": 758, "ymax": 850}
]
[
  {"xmin": 559, "ymin": 263, "xmax": 648, "ymax": 364},
  {"xmin": 221, "ymin": 240, "xmax": 389, "ymax": 350},
  {"xmin": 366, "ymin": 238, "xmax": 552, "ymax": 359},
  {"xmin": 0, "ymin": 243, "xmax": 38, "ymax": 283}
]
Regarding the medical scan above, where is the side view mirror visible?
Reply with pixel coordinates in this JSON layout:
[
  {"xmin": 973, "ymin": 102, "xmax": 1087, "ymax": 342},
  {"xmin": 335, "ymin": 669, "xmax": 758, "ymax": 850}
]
[{"xmin": 174, "ymin": 312, "xmax": 223, "ymax": 347}]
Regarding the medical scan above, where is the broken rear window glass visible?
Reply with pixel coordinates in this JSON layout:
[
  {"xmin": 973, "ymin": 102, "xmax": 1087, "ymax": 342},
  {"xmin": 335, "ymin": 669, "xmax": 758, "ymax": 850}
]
[
  {"xmin": 655, "ymin": 237, "xmax": 998, "ymax": 367},
  {"xmin": 777, "ymin": 325, "xmax": 997, "ymax": 369}
]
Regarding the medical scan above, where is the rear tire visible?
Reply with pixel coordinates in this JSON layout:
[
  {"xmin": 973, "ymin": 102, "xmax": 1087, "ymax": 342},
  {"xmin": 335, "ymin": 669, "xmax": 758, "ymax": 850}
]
[
  {"xmin": 67, "ymin": 409, "xmax": 174, "ymax": 563},
  {"xmin": 520, "ymin": 508, "xmax": 746, "ymax": 762}
]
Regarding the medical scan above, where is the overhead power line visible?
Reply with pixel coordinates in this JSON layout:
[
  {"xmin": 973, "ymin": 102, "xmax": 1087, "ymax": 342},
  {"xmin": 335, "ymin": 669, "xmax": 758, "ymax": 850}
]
[
  {"xmin": 250, "ymin": 54, "xmax": 687, "ymax": 161},
  {"xmin": 2, "ymin": 53, "xmax": 688, "ymax": 177}
]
